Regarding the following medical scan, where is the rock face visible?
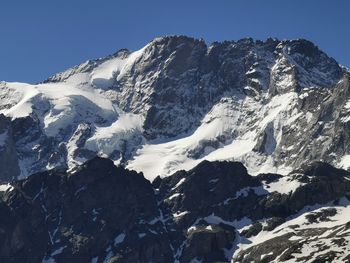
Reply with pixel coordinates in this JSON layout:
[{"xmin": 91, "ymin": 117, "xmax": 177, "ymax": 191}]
[
  {"xmin": 0, "ymin": 36, "xmax": 349, "ymax": 181},
  {"xmin": 0, "ymin": 114, "xmax": 20, "ymax": 181},
  {"xmin": 0, "ymin": 158, "xmax": 173, "ymax": 263},
  {"xmin": 1, "ymin": 158, "xmax": 350, "ymax": 262}
]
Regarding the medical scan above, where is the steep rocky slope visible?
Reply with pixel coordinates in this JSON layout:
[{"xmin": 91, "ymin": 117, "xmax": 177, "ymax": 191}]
[
  {"xmin": 1, "ymin": 158, "xmax": 350, "ymax": 262},
  {"xmin": 0, "ymin": 36, "xmax": 349, "ymax": 181}
]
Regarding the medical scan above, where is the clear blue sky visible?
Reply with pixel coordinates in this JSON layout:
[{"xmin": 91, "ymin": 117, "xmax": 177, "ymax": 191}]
[{"xmin": 0, "ymin": 0, "xmax": 349, "ymax": 83}]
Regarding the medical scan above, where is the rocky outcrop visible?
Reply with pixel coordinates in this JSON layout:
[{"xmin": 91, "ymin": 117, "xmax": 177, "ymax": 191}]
[
  {"xmin": 1, "ymin": 158, "xmax": 350, "ymax": 262},
  {"xmin": 233, "ymin": 220, "xmax": 350, "ymax": 263},
  {"xmin": 181, "ymin": 223, "xmax": 235, "ymax": 263},
  {"xmin": 0, "ymin": 158, "xmax": 172, "ymax": 263}
]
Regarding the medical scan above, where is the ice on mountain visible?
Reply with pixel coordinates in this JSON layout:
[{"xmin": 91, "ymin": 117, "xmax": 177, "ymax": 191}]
[{"xmin": 339, "ymin": 155, "xmax": 350, "ymax": 170}]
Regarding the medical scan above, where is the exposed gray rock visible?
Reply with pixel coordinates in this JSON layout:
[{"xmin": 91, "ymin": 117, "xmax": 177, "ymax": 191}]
[
  {"xmin": 181, "ymin": 224, "xmax": 235, "ymax": 263},
  {"xmin": 241, "ymin": 222, "xmax": 263, "ymax": 238}
]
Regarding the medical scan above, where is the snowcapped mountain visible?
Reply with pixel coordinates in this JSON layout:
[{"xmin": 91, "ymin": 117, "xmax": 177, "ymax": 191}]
[
  {"xmin": 0, "ymin": 35, "xmax": 349, "ymax": 182},
  {"xmin": 1, "ymin": 36, "xmax": 350, "ymax": 262}
]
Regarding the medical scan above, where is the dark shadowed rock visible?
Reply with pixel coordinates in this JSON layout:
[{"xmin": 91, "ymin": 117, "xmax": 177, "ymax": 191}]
[
  {"xmin": 1, "ymin": 159, "xmax": 350, "ymax": 262},
  {"xmin": 0, "ymin": 157, "xmax": 172, "ymax": 263},
  {"xmin": 181, "ymin": 223, "xmax": 235, "ymax": 263}
]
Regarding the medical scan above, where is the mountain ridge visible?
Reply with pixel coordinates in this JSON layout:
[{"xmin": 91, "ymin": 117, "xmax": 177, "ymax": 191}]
[
  {"xmin": 0, "ymin": 35, "xmax": 349, "ymax": 182},
  {"xmin": 43, "ymin": 36, "xmax": 346, "ymax": 84}
]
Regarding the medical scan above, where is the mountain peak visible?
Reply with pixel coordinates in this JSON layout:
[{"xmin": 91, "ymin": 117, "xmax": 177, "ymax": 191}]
[{"xmin": 0, "ymin": 35, "xmax": 349, "ymax": 182}]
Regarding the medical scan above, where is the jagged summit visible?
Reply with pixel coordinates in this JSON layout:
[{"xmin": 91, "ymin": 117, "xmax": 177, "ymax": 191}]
[
  {"xmin": 44, "ymin": 36, "xmax": 343, "ymax": 88},
  {"xmin": 0, "ymin": 36, "xmax": 349, "ymax": 181}
]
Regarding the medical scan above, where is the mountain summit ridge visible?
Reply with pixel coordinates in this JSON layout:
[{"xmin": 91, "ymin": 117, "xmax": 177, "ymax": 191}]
[{"xmin": 44, "ymin": 36, "xmax": 343, "ymax": 83}]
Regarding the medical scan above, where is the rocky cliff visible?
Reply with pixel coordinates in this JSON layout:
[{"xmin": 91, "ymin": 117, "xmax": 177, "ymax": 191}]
[{"xmin": 1, "ymin": 158, "xmax": 350, "ymax": 262}]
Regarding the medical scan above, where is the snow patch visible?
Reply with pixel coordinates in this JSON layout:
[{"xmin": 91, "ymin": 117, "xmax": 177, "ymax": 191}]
[
  {"xmin": 114, "ymin": 233, "xmax": 126, "ymax": 245},
  {"xmin": 0, "ymin": 184, "xmax": 14, "ymax": 192},
  {"xmin": 90, "ymin": 47, "xmax": 146, "ymax": 88},
  {"xmin": 263, "ymin": 175, "xmax": 305, "ymax": 194},
  {"xmin": 339, "ymin": 155, "xmax": 350, "ymax": 170}
]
